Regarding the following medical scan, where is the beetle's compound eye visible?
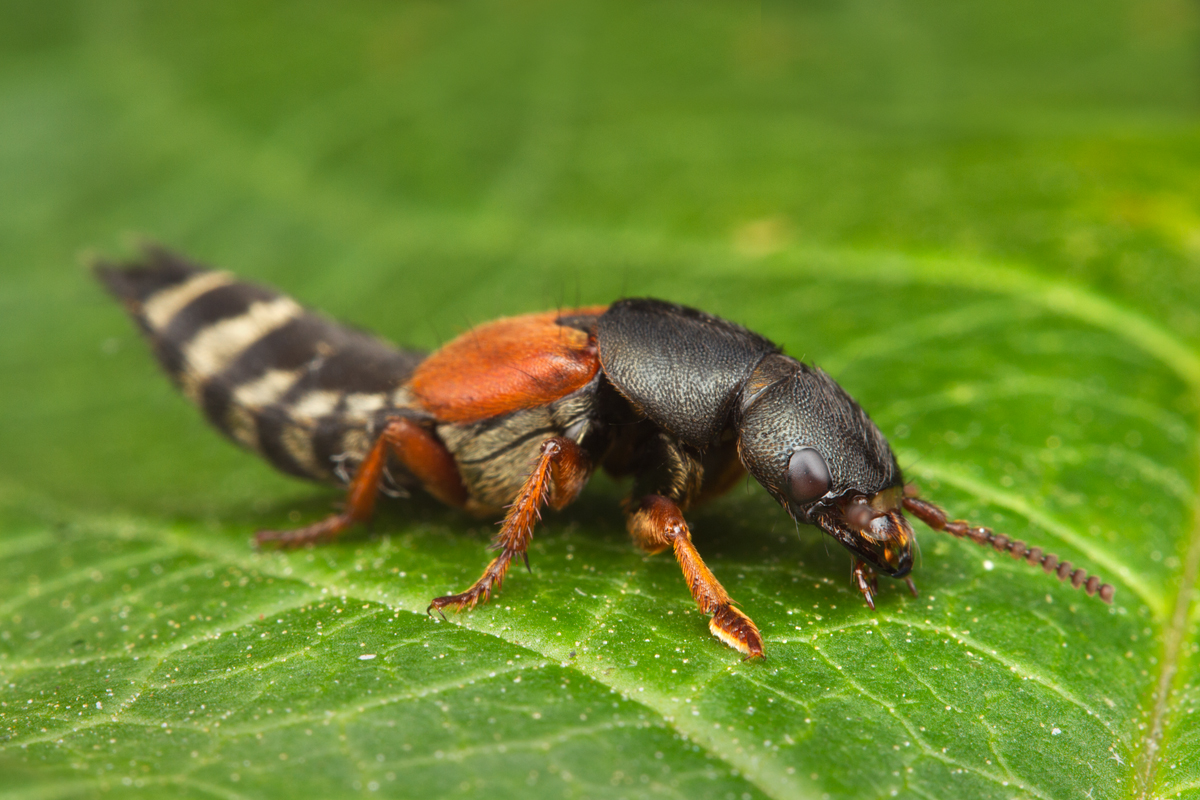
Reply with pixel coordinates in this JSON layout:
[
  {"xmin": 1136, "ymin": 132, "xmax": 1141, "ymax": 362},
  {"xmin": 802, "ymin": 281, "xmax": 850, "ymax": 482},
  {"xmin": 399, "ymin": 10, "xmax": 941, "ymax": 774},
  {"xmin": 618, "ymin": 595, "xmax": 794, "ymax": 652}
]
[{"xmin": 787, "ymin": 447, "xmax": 831, "ymax": 504}]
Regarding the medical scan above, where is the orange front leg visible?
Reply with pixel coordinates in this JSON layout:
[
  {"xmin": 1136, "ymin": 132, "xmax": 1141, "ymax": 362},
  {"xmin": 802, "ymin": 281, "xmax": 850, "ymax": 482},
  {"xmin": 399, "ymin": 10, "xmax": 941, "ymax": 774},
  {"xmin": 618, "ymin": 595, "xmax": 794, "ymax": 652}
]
[
  {"xmin": 628, "ymin": 495, "xmax": 763, "ymax": 659},
  {"xmin": 428, "ymin": 436, "xmax": 590, "ymax": 615},
  {"xmin": 256, "ymin": 417, "xmax": 467, "ymax": 548}
]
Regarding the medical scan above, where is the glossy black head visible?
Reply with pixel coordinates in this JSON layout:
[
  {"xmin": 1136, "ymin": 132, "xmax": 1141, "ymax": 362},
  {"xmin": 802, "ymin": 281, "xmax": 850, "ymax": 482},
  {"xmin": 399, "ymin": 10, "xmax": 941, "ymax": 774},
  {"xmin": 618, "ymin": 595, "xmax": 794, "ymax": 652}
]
[{"xmin": 737, "ymin": 355, "xmax": 913, "ymax": 577}]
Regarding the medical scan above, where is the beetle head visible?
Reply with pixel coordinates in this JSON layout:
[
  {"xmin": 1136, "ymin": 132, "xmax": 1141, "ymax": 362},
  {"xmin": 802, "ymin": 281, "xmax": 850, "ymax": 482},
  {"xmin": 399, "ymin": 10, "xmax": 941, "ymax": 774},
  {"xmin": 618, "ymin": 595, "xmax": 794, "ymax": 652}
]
[{"xmin": 737, "ymin": 355, "xmax": 913, "ymax": 577}]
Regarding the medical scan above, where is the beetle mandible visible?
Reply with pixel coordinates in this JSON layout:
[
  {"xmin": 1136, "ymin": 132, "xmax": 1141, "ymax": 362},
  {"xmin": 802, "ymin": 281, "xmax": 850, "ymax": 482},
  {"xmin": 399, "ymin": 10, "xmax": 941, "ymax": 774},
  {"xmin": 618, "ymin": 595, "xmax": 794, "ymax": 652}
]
[{"xmin": 95, "ymin": 247, "xmax": 1114, "ymax": 658}]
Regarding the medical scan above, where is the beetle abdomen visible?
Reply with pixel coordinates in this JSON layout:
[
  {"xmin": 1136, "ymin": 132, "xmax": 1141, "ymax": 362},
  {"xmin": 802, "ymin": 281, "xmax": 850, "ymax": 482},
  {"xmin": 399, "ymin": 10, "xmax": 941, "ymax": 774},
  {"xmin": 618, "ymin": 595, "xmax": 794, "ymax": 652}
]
[{"xmin": 94, "ymin": 247, "xmax": 426, "ymax": 484}]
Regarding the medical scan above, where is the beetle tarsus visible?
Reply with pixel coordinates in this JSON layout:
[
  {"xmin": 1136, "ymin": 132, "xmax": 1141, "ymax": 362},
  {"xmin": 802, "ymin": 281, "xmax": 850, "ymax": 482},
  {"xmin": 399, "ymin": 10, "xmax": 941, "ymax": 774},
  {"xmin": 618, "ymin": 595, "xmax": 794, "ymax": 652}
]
[
  {"xmin": 710, "ymin": 604, "xmax": 765, "ymax": 660},
  {"xmin": 255, "ymin": 514, "xmax": 354, "ymax": 548},
  {"xmin": 428, "ymin": 587, "xmax": 488, "ymax": 615},
  {"xmin": 853, "ymin": 559, "xmax": 880, "ymax": 610}
]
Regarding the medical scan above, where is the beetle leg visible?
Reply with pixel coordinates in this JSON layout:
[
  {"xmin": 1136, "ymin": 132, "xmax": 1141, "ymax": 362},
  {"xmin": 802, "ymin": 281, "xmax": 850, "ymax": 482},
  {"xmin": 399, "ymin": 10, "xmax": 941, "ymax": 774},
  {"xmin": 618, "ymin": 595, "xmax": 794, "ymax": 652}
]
[
  {"xmin": 255, "ymin": 417, "xmax": 467, "ymax": 547},
  {"xmin": 852, "ymin": 559, "xmax": 879, "ymax": 610},
  {"xmin": 428, "ymin": 436, "xmax": 590, "ymax": 615},
  {"xmin": 627, "ymin": 495, "xmax": 763, "ymax": 659}
]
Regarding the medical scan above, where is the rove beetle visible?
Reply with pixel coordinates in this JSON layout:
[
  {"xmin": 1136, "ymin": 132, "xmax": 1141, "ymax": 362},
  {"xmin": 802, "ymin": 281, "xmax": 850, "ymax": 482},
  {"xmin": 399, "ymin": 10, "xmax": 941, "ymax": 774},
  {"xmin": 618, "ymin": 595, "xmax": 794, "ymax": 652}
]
[{"xmin": 95, "ymin": 247, "xmax": 1114, "ymax": 658}]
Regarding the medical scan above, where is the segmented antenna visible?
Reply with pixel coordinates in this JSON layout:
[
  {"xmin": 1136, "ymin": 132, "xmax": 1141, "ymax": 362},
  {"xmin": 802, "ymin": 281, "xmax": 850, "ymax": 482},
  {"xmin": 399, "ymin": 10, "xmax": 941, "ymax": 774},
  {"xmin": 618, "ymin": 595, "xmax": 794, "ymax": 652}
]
[{"xmin": 902, "ymin": 494, "xmax": 1115, "ymax": 604}]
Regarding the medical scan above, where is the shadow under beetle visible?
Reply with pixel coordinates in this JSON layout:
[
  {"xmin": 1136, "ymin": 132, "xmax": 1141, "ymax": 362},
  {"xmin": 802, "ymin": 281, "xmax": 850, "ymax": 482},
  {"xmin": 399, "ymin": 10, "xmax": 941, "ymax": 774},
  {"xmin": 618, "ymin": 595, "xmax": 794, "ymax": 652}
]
[{"xmin": 95, "ymin": 247, "xmax": 1114, "ymax": 658}]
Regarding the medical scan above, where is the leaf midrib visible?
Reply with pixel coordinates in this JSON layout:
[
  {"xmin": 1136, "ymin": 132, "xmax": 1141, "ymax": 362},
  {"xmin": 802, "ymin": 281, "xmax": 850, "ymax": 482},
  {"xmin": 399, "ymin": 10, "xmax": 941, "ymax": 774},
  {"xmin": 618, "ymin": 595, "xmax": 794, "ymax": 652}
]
[{"xmin": 1136, "ymin": 477, "xmax": 1200, "ymax": 799}]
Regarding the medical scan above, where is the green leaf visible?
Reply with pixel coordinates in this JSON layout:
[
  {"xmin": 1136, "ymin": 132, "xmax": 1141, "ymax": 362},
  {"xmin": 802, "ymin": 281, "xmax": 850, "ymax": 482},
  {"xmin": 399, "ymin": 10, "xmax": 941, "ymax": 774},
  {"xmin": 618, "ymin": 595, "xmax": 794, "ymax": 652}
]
[{"xmin": 2, "ymin": 2, "xmax": 1199, "ymax": 799}]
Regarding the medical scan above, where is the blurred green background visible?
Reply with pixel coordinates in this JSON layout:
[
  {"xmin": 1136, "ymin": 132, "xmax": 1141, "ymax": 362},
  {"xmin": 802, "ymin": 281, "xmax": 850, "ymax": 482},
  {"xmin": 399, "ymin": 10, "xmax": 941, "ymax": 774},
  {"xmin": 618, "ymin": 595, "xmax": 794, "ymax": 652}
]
[{"xmin": 2, "ymin": 1, "xmax": 1200, "ymax": 799}]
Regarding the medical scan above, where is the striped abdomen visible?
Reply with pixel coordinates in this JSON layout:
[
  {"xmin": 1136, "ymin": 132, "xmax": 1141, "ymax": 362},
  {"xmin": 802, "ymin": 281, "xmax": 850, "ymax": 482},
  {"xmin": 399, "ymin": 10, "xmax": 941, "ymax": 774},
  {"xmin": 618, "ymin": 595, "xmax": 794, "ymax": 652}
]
[{"xmin": 94, "ymin": 247, "xmax": 426, "ymax": 486}]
